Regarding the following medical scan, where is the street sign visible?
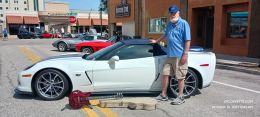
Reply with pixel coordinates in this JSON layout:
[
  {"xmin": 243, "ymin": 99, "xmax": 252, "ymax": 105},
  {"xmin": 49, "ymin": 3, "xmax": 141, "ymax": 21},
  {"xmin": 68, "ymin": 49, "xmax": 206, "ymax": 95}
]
[
  {"xmin": 69, "ymin": 16, "xmax": 76, "ymax": 24},
  {"xmin": 66, "ymin": 13, "xmax": 78, "ymax": 16}
]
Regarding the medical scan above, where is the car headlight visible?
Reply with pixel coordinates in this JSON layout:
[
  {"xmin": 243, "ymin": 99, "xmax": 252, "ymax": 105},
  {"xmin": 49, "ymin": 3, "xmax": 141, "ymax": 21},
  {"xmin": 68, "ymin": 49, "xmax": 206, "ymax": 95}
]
[{"xmin": 23, "ymin": 63, "xmax": 36, "ymax": 71}]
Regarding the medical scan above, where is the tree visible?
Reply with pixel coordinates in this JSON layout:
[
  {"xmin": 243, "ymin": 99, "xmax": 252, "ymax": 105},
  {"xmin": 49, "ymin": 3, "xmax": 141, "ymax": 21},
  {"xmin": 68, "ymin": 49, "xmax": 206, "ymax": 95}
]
[{"xmin": 99, "ymin": 0, "xmax": 108, "ymax": 13}]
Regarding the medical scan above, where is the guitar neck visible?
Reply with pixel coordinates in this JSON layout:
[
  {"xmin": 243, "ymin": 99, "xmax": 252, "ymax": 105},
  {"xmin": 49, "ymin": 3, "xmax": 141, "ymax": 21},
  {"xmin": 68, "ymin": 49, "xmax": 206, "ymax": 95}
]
[{"xmin": 87, "ymin": 95, "xmax": 120, "ymax": 100}]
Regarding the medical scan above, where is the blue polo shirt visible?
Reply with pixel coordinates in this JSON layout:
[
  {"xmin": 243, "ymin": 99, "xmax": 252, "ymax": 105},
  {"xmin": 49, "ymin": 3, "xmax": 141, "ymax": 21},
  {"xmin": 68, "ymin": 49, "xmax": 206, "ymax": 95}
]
[{"xmin": 164, "ymin": 17, "xmax": 191, "ymax": 58}]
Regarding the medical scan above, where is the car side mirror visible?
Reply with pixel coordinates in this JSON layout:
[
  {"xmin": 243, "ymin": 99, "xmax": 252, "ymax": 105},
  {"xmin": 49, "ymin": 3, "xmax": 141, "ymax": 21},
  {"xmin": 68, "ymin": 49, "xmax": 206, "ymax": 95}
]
[
  {"xmin": 148, "ymin": 49, "xmax": 154, "ymax": 53},
  {"xmin": 108, "ymin": 56, "xmax": 119, "ymax": 64},
  {"xmin": 82, "ymin": 53, "xmax": 90, "ymax": 59}
]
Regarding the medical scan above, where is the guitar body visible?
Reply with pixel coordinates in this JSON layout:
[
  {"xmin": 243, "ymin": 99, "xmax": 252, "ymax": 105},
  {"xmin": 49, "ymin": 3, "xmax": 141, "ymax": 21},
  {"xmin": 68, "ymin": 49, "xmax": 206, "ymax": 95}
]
[{"xmin": 69, "ymin": 90, "xmax": 91, "ymax": 109}]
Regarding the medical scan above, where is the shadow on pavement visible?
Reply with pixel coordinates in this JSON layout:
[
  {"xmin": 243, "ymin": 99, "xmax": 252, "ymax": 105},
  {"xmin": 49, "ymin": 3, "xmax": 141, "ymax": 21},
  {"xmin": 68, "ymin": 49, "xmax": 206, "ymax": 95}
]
[
  {"xmin": 13, "ymin": 92, "xmax": 42, "ymax": 101},
  {"xmin": 50, "ymin": 49, "xmax": 76, "ymax": 52}
]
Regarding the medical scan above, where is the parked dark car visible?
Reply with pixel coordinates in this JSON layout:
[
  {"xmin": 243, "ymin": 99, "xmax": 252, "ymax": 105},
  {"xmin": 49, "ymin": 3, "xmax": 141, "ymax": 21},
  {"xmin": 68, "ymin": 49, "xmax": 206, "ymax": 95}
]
[
  {"xmin": 63, "ymin": 33, "xmax": 73, "ymax": 38},
  {"xmin": 17, "ymin": 30, "xmax": 36, "ymax": 39}
]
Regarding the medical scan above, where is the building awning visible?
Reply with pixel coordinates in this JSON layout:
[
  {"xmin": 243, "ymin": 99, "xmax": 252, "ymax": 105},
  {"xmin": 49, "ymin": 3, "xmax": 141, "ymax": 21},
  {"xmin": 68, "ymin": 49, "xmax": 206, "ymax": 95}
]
[
  {"xmin": 92, "ymin": 19, "xmax": 108, "ymax": 25},
  {"xmin": 77, "ymin": 18, "xmax": 91, "ymax": 26},
  {"xmin": 23, "ymin": 16, "xmax": 39, "ymax": 24},
  {"xmin": 6, "ymin": 16, "xmax": 23, "ymax": 24},
  {"xmin": 116, "ymin": 22, "xmax": 122, "ymax": 26}
]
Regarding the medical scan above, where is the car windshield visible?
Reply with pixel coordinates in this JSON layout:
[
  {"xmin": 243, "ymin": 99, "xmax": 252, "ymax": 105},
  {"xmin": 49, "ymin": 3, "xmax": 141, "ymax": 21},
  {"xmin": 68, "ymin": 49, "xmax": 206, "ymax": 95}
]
[
  {"xmin": 97, "ymin": 36, "xmax": 107, "ymax": 40},
  {"xmin": 84, "ymin": 42, "xmax": 124, "ymax": 60},
  {"xmin": 73, "ymin": 34, "xmax": 85, "ymax": 39}
]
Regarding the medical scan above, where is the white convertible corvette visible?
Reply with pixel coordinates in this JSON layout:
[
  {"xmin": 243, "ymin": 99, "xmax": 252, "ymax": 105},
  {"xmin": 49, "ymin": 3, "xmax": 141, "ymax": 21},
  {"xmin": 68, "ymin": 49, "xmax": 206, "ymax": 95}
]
[{"xmin": 16, "ymin": 39, "xmax": 216, "ymax": 100}]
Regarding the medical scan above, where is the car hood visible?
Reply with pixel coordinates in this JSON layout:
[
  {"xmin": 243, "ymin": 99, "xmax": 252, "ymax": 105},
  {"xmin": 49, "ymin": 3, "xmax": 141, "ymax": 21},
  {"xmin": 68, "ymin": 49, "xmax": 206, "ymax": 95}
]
[
  {"xmin": 53, "ymin": 38, "xmax": 79, "ymax": 44},
  {"xmin": 77, "ymin": 41, "xmax": 112, "ymax": 46},
  {"xmin": 41, "ymin": 54, "xmax": 84, "ymax": 62}
]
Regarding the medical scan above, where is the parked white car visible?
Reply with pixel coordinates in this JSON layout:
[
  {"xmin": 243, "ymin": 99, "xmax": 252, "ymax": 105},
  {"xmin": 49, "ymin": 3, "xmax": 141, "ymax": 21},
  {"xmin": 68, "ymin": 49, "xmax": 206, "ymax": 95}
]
[{"xmin": 16, "ymin": 39, "xmax": 216, "ymax": 100}]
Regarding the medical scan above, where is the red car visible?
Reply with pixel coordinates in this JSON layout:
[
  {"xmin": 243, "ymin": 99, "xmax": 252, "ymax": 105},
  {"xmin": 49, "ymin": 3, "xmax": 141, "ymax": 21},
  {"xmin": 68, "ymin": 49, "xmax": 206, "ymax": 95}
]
[
  {"xmin": 75, "ymin": 35, "xmax": 132, "ymax": 54},
  {"xmin": 42, "ymin": 31, "xmax": 60, "ymax": 38}
]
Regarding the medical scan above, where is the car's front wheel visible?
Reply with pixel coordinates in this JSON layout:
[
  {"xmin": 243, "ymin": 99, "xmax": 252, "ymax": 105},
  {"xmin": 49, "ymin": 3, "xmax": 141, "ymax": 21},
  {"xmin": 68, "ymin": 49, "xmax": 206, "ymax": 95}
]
[
  {"xmin": 169, "ymin": 69, "xmax": 199, "ymax": 98},
  {"xmin": 18, "ymin": 35, "xmax": 23, "ymax": 39},
  {"xmin": 58, "ymin": 42, "xmax": 67, "ymax": 52},
  {"xmin": 33, "ymin": 69, "xmax": 69, "ymax": 100},
  {"xmin": 81, "ymin": 47, "xmax": 93, "ymax": 54}
]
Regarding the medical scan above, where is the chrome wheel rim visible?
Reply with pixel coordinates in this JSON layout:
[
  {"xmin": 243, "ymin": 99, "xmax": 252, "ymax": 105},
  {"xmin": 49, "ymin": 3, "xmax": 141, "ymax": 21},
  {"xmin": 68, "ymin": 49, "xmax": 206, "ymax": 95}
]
[
  {"xmin": 36, "ymin": 72, "xmax": 64, "ymax": 99},
  {"xmin": 82, "ymin": 48, "xmax": 92, "ymax": 54},
  {"xmin": 58, "ymin": 44, "xmax": 65, "ymax": 51},
  {"xmin": 170, "ymin": 70, "xmax": 197, "ymax": 97}
]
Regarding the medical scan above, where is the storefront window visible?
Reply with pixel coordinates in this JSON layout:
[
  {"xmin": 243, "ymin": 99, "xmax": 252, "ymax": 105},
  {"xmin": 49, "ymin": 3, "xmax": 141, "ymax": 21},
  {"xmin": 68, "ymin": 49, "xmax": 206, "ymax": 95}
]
[
  {"xmin": 227, "ymin": 11, "xmax": 248, "ymax": 39},
  {"xmin": 149, "ymin": 17, "xmax": 167, "ymax": 33},
  {"xmin": 79, "ymin": 26, "xmax": 84, "ymax": 33},
  {"xmin": 9, "ymin": 24, "xmax": 20, "ymax": 35}
]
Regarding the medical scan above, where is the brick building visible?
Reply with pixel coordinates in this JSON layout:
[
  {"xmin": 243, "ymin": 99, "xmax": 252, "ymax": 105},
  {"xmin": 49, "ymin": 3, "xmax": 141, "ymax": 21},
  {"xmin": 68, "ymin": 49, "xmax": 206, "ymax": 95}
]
[{"xmin": 108, "ymin": 0, "xmax": 260, "ymax": 58}]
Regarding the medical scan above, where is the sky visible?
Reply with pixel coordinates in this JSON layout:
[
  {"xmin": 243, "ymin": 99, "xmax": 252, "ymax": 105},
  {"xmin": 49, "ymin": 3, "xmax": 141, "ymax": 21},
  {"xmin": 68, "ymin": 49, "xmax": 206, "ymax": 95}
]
[{"xmin": 49, "ymin": 0, "xmax": 100, "ymax": 11}]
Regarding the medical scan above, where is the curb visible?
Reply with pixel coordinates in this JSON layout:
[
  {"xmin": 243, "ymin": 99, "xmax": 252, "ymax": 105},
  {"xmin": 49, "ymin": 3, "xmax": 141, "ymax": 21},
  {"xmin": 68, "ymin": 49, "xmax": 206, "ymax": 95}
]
[{"xmin": 216, "ymin": 64, "xmax": 260, "ymax": 75}]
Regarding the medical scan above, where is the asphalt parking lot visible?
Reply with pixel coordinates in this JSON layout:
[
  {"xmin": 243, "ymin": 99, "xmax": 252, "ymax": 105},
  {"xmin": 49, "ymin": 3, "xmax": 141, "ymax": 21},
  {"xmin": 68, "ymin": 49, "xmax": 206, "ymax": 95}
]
[{"xmin": 0, "ymin": 38, "xmax": 259, "ymax": 117}]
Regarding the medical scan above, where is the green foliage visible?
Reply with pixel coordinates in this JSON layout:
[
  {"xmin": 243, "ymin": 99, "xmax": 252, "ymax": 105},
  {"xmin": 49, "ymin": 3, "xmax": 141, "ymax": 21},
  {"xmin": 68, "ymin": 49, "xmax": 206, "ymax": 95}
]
[{"xmin": 99, "ymin": 0, "xmax": 108, "ymax": 13}]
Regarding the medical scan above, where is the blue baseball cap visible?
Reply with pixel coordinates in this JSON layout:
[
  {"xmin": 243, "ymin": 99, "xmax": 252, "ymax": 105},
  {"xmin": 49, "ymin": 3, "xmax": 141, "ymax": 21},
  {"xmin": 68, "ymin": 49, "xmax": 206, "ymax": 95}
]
[{"xmin": 168, "ymin": 5, "xmax": 179, "ymax": 14}]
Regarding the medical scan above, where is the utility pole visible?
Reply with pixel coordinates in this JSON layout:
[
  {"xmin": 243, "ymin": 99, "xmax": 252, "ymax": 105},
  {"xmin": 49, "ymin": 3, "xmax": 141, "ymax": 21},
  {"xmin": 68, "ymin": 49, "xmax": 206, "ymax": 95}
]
[{"xmin": 100, "ymin": 0, "xmax": 104, "ymax": 36}]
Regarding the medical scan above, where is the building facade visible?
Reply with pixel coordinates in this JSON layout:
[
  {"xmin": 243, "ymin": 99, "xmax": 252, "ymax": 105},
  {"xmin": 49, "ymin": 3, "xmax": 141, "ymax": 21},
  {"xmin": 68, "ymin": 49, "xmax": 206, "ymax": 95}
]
[
  {"xmin": 39, "ymin": 1, "xmax": 70, "ymax": 33},
  {"xmin": 1, "ymin": 1, "xmax": 109, "ymax": 36},
  {"xmin": 108, "ymin": 0, "xmax": 260, "ymax": 58},
  {"xmin": 69, "ymin": 10, "xmax": 108, "ymax": 34},
  {"xmin": 39, "ymin": 1, "xmax": 108, "ymax": 35},
  {"xmin": 1, "ymin": 0, "xmax": 44, "ymax": 35}
]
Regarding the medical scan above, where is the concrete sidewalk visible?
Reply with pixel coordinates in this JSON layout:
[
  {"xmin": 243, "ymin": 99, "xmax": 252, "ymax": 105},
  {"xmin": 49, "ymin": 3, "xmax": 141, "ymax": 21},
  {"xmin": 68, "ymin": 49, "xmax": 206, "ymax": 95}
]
[{"xmin": 216, "ymin": 54, "xmax": 260, "ymax": 75}]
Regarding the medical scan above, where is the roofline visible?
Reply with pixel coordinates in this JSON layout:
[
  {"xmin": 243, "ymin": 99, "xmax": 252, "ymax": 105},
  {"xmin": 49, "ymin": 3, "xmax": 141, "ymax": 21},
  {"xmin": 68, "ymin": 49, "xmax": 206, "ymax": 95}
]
[{"xmin": 45, "ymin": 1, "xmax": 69, "ymax": 4}]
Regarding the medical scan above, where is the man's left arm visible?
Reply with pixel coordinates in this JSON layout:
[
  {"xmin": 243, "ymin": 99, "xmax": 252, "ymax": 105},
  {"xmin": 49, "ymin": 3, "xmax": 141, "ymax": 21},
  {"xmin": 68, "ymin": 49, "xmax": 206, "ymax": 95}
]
[
  {"xmin": 181, "ymin": 21, "xmax": 191, "ymax": 65},
  {"xmin": 181, "ymin": 41, "xmax": 190, "ymax": 65}
]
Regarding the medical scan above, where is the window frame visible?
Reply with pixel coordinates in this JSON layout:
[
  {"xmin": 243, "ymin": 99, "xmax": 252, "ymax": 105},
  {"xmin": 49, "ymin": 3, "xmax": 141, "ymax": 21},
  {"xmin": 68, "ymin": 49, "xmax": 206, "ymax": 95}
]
[
  {"xmin": 226, "ymin": 11, "xmax": 248, "ymax": 39},
  {"xmin": 224, "ymin": 3, "xmax": 249, "ymax": 40},
  {"xmin": 148, "ymin": 17, "xmax": 167, "ymax": 34}
]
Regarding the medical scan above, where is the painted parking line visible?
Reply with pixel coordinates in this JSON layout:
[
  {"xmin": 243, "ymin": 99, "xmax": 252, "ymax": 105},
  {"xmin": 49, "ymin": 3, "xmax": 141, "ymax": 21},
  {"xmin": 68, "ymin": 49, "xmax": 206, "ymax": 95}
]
[
  {"xmin": 19, "ymin": 46, "xmax": 42, "ymax": 63},
  {"xmin": 81, "ymin": 100, "xmax": 119, "ymax": 117},
  {"xmin": 213, "ymin": 81, "xmax": 260, "ymax": 94},
  {"xmin": 82, "ymin": 106, "xmax": 100, "ymax": 117},
  {"xmin": 19, "ymin": 46, "xmax": 119, "ymax": 117},
  {"xmin": 89, "ymin": 100, "xmax": 119, "ymax": 117}
]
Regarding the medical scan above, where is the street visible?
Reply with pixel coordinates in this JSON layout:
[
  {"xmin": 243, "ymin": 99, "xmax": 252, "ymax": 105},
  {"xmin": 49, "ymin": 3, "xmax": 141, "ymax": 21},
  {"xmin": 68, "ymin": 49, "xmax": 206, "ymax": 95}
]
[{"xmin": 0, "ymin": 39, "xmax": 259, "ymax": 117}]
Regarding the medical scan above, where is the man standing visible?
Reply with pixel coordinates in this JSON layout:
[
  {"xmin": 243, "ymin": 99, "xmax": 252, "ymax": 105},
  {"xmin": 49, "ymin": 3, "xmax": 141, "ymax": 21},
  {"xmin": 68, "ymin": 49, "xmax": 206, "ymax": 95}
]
[
  {"xmin": 2, "ymin": 28, "xmax": 8, "ymax": 41},
  {"xmin": 151, "ymin": 5, "xmax": 191, "ymax": 105}
]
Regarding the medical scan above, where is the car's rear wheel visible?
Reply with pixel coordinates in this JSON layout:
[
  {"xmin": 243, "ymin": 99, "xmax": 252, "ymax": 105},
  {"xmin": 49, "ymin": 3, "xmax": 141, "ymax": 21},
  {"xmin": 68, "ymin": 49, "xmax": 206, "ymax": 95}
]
[
  {"xmin": 81, "ymin": 47, "xmax": 93, "ymax": 54},
  {"xmin": 58, "ymin": 42, "xmax": 67, "ymax": 52},
  {"xmin": 33, "ymin": 69, "xmax": 69, "ymax": 100},
  {"xmin": 169, "ymin": 69, "xmax": 198, "ymax": 98}
]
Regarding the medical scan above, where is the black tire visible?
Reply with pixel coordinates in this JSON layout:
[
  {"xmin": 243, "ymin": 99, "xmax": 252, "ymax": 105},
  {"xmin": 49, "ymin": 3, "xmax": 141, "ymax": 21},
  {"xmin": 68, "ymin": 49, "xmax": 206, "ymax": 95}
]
[
  {"xmin": 18, "ymin": 35, "xmax": 23, "ymax": 39},
  {"xmin": 81, "ymin": 47, "xmax": 93, "ymax": 54},
  {"xmin": 33, "ymin": 69, "xmax": 69, "ymax": 100},
  {"xmin": 58, "ymin": 42, "xmax": 67, "ymax": 52},
  {"xmin": 169, "ymin": 69, "xmax": 199, "ymax": 98}
]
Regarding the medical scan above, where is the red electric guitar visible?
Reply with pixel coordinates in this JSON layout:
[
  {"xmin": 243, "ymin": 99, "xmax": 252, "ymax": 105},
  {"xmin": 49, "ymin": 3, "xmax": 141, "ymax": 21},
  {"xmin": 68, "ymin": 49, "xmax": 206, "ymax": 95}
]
[{"xmin": 69, "ymin": 90, "xmax": 123, "ymax": 109}]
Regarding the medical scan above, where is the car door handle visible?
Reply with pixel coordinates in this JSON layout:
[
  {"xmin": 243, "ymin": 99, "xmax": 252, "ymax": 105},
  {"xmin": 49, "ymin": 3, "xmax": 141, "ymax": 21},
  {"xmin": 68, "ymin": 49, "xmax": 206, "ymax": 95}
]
[
  {"xmin": 154, "ymin": 73, "xmax": 160, "ymax": 82},
  {"xmin": 85, "ymin": 71, "xmax": 92, "ymax": 84}
]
